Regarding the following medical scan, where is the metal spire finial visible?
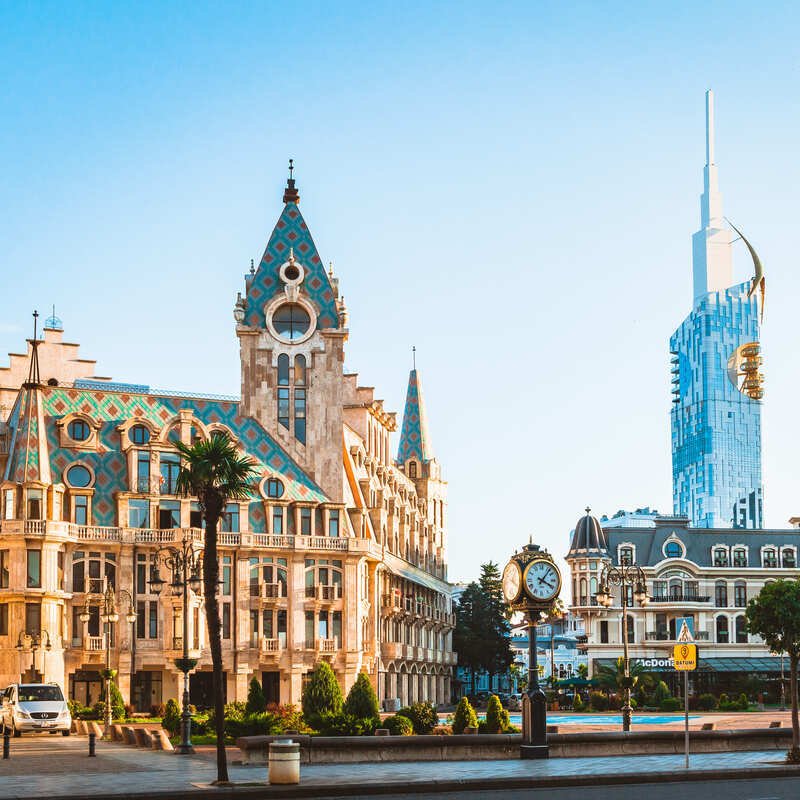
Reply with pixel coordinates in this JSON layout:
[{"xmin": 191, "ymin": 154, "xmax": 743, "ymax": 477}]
[
  {"xmin": 289, "ymin": 158, "xmax": 294, "ymax": 180},
  {"xmin": 412, "ymin": 346, "xmax": 416, "ymax": 370},
  {"xmin": 26, "ymin": 310, "xmax": 41, "ymax": 386},
  {"xmin": 585, "ymin": 506, "xmax": 591, "ymax": 515},
  {"xmin": 249, "ymin": 258, "xmax": 255, "ymax": 275}
]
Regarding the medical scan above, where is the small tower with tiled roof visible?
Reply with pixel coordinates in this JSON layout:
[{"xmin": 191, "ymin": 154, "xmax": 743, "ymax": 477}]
[
  {"xmin": 396, "ymin": 358, "xmax": 447, "ymax": 577},
  {"xmin": 236, "ymin": 164, "xmax": 348, "ymax": 502}
]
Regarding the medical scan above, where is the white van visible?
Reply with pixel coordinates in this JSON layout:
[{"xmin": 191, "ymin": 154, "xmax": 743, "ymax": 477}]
[{"xmin": 1, "ymin": 683, "xmax": 71, "ymax": 736}]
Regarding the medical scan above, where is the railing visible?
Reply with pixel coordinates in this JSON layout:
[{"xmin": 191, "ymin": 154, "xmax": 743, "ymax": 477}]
[
  {"xmin": 261, "ymin": 583, "xmax": 284, "ymax": 600},
  {"xmin": 649, "ymin": 593, "xmax": 711, "ymax": 603},
  {"xmin": 76, "ymin": 526, "xmax": 123, "ymax": 542},
  {"xmin": 83, "ymin": 635, "xmax": 106, "ymax": 651},
  {"xmin": 217, "ymin": 532, "xmax": 240, "ymax": 546},
  {"xmin": 645, "ymin": 630, "xmax": 710, "ymax": 641},
  {"xmin": 318, "ymin": 638, "xmax": 337, "ymax": 652},
  {"xmin": 305, "ymin": 584, "xmax": 342, "ymax": 601},
  {"xmin": 261, "ymin": 638, "xmax": 282, "ymax": 653}
]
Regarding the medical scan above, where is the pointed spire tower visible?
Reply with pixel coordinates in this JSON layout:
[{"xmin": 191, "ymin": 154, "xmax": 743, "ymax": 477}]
[
  {"xmin": 396, "ymin": 349, "xmax": 447, "ymax": 576},
  {"xmin": 397, "ymin": 350, "xmax": 435, "ymax": 467},
  {"xmin": 5, "ymin": 311, "xmax": 51, "ymax": 485},
  {"xmin": 691, "ymin": 90, "xmax": 733, "ymax": 302}
]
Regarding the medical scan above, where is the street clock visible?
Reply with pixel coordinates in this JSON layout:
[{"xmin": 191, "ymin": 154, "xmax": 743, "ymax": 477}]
[{"xmin": 502, "ymin": 541, "xmax": 562, "ymax": 608}]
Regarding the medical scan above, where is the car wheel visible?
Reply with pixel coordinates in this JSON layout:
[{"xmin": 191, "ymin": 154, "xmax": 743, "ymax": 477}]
[
  {"xmin": 61, "ymin": 730, "xmax": 70, "ymax": 737},
  {"xmin": 12, "ymin": 722, "xmax": 20, "ymax": 738}
]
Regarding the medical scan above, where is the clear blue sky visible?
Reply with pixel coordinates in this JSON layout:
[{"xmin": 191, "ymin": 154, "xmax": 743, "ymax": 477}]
[{"xmin": 2, "ymin": 2, "xmax": 799, "ymax": 583}]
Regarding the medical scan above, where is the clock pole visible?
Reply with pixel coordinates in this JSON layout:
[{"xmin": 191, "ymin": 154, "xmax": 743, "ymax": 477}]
[
  {"xmin": 503, "ymin": 541, "xmax": 559, "ymax": 760},
  {"xmin": 521, "ymin": 605, "xmax": 548, "ymax": 759}
]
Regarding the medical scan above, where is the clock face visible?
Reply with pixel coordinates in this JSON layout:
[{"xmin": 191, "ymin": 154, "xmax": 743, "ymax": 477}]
[
  {"xmin": 502, "ymin": 562, "xmax": 521, "ymax": 603},
  {"xmin": 523, "ymin": 559, "xmax": 561, "ymax": 602}
]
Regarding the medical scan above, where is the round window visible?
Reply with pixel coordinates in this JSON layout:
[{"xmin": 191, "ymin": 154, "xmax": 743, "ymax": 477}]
[
  {"xmin": 272, "ymin": 304, "xmax": 311, "ymax": 341},
  {"xmin": 66, "ymin": 465, "xmax": 92, "ymax": 488},
  {"xmin": 265, "ymin": 478, "xmax": 285, "ymax": 499},
  {"xmin": 129, "ymin": 424, "xmax": 150, "ymax": 445},
  {"xmin": 67, "ymin": 420, "xmax": 91, "ymax": 442},
  {"xmin": 664, "ymin": 541, "xmax": 683, "ymax": 558}
]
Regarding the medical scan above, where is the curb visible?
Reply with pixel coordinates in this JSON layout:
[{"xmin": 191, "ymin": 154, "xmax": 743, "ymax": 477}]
[{"xmin": 16, "ymin": 761, "xmax": 800, "ymax": 800}]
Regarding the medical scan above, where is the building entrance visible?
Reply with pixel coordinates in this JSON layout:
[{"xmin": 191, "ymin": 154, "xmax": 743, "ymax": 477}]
[
  {"xmin": 132, "ymin": 671, "xmax": 163, "ymax": 713},
  {"xmin": 189, "ymin": 671, "xmax": 227, "ymax": 710},
  {"xmin": 262, "ymin": 671, "xmax": 280, "ymax": 705},
  {"xmin": 69, "ymin": 669, "xmax": 103, "ymax": 707}
]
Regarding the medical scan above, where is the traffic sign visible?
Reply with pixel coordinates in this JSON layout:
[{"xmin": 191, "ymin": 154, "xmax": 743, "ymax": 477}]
[
  {"xmin": 673, "ymin": 643, "xmax": 697, "ymax": 671},
  {"xmin": 677, "ymin": 620, "xmax": 694, "ymax": 643}
]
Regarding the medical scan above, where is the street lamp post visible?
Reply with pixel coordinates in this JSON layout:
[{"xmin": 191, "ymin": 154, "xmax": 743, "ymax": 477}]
[
  {"xmin": 148, "ymin": 529, "xmax": 202, "ymax": 755},
  {"xmin": 79, "ymin": 586, "xmax": 136, "ymax": 738},
  {"xmin": 594, "ymin": 562, "xmax": 649, "ymax": 732},
  {"xmin": 15, "ymin": 630, "xmax": 52, "ymax": 681}
]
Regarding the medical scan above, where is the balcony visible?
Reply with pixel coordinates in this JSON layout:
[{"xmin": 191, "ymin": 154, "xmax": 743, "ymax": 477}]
[
  {"xmin": 381, "ymin": 594, "xmax": 402, "ymax": 614},
  {"xmin": 649, "ymin": 593, "xmax": 711, "ymax": 603},
  {"xmin": 645, "ymin": 630, "xmax": 710, "ymax": 642},
  {"xmin": 261, "ymin": 638, "xmax": 283, "ymax": 655},
  {"xmin": 318, "ymin": 638, "xmax": 337, "ymax": 653},
  {"xmin": 260, "ymin": 583, "xmax": 285, "ymax": 601},
  {"xmin": 305, "ymin": 585, "xmax": 342, "ymax": 602},
  {"xmin": 83, "ymin": 635, "xmax": 106, "ymax": 652}
]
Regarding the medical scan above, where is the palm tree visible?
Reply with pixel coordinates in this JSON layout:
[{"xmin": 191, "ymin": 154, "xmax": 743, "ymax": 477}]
[
  {"xmin": 175, "ymin": 433, "xmax": 257, "ymax": 784},
  {"xmin": 595, "ymin": 656, "xmax": 654, "ymax": 699}
]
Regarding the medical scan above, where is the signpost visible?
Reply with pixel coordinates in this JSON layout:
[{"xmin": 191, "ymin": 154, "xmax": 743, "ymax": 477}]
[{"xmin": 673, "ymin": 620, "xmax": 697, "ymax": 768}]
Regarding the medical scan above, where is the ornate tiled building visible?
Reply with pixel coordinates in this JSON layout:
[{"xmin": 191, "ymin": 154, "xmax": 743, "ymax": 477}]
[{"xmin": 0, "ymin": 171, "xmax": 455, "ymax": 710}]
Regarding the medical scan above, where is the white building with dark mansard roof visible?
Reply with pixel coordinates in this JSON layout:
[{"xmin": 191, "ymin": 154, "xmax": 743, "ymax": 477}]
[{"xmin": 0, "ymin": 168, "xmax": 455, "ymax": 711}]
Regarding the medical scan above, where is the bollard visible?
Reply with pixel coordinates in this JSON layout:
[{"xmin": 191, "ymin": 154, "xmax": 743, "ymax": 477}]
[
  {"xmin": 88, "ymin": 732, "xmax": 96, "ymax": 757},
  {"xmin": 3, "ymin": 732, "xmax": 9, "ymax": 759}
]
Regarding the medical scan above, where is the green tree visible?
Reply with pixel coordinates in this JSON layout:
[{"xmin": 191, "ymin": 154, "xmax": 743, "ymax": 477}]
[
  {"xmin": 100, "ymin": 680, "xmax": 126, "ymax": 721},
  {"xmin": 245, "ymin": 677, "xmax": 267, "ymax": 715},
  {"xmin": 162, "ymin": 698, "xmax": 181, "ymax": 737},
  {"xmin": 452, "ymin": 696, "xmax": 478, "ymax": 734},
  {"xmin": 478, "ymin": 562, "xmax": 515, "ymax": 690},
  {"xmin": 302, "ymin": 661, "xmax": 344, "ymax": 726},
  {"xmin": 595, "ymin": 657, "xmax": 654, "ymax": 696},
  {"xmin": 452, "ymin": 582, "xmax": 485, "ymax": 693},
  {"xmin": 343, "ymin": 672, "xmax": 380, "ymax": 725},
  {"xmin": 175, "ymin": 433, "xmax": 257, "ymax": 783},
  {"xmin": 485, "ymin": 694, "xmax": 505, "ymax": 734},
  {"xmin": 746, "ymin": 580, "xmax": 800, "ymax": 761}
]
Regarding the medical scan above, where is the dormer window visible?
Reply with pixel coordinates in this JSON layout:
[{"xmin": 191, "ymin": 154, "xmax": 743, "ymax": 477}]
[
  {"xmin": 733, "ymin": 548, "xmax": 747, "ymax": 567},
  {"xmin": 762, "ymin": 548, "xmax": 778, "ymax": 568},
  {"xmin": 782, "ymin": 548, "xmax": 796, "ymax": 568},
  {"xmin": 67, "ymin": 420, "xmax": 90, "ymax": 442},
  {"xmin": 713, "ymin": 548, "xmax": 728, "ymax": 567},
  {"xmin": 619, "ymin": 547, "xmax": 634, "ymax": 566},
  {"xmin": 129, "ymin": 424, "xmax": 151, "ymax": 445},
  {"xmin": 664, "ymin": 540, "xmax": 684, "ymax": 559}
]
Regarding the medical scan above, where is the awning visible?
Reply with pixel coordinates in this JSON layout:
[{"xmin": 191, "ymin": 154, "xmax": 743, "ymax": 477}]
[{"xmin": 595, "ymin": 656, "xmax": 785, "ymax": 674}]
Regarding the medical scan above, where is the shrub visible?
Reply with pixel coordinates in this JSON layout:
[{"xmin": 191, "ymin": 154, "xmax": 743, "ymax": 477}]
[
  {"xmin": 162, "ymin": 699, "xmax": 182, "ymax": 737},
  {"xmin": 151, "ymin": 703, "xmax": 167, "ymax": 718},
  {"xmin": 302, "ymin": 662, "xmax": 343, "ymax": 728},
  {"xmin": 344, "ymin": 672, "xmax": 380, "ymax": 729},
  {"xmin": 653, "ymin": 681, "xmax": 671, "ymax": 704},
  {"xmin": 431, "ymin": 724, "xmax": 453, "ymax": 735},
  {"xmin": 505, "ymin": 723, "xmax": 521, "ymax": 733},
  {"xmin": 397, "ymin": 702, "xmax": 438, "ymax": 735},
  {"xmin": 452, "ymin": 697, "xmax": 478, "ymax": 734},
  {"xmin": 697, "ymin": 693, "xmax": 717, "ymax": 711},
  {"xmin": 267, "ymin": 703, "xmax": 308, "ymax": 733},
  {"xmin": 572, "ymin": 694, "xmax": 584, "ymax": 711},
  {"xmin": 315, "ymin": 711, "xmax": 377, "ymax": 736},
  {"xmin": 660, "ymin": 697, "xmax": 682, "ymax": 712},
  {"xmin": 226, "ymin": 711, "xmax": 282, "ymax": 740},
  {"xmin": 588, "ymin": 692, "xmax": 608, "ymax": 711},
  {"xmin": 206, "ymin": 701, "xmax": 246, "ymax": 734},
  {"xmin": 383, "ymin": 714, "xmax": 414, "ymax": 736},
  {"xmin": 485, "ymin": 695, "xmax": 504, "ymax": 734},
  {"xmin": 245, "ymin": 677, "xmax": 267, "ymax": 715}
]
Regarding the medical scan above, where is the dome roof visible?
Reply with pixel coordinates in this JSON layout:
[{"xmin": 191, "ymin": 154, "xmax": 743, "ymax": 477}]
[{"xmin": 568, "ymin": 507, "xmax": 608, "ymax": 555}]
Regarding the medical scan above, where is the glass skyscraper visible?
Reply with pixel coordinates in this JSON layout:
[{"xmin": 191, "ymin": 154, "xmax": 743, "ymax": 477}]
[{"xmin": 670, "ymin": 91, "xmax": 764, "ymax": 529}]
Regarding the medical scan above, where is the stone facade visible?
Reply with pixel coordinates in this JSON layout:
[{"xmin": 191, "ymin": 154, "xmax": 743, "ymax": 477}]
[{"xmin": 0, "ymin": 173, "xmax": 455, "ymax": 710}]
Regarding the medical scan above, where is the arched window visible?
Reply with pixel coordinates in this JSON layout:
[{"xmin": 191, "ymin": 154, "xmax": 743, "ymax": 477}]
[
  {"xmin": 733, "ymin": 548, "xmax": 747, "ymax": 567},
  {"xmin": 713, "ymin": 548, "xmax": 728, "ymax": 567},
  {"xmin": 735, "ymin": 615, "xmax": 748, "ymax": 644},
  {"xmin": 304, "ymin": 559, "xmax": 343, "ymax": 600},
  {"xmin": 249, "ymin": 556, "xmax": 288, "ymax": 598},
  {"xmin": 715, "ymin": 615, "xmax": 729, "ymax": 643},
  {"xmin": 762, "ymin": 548, "xmax": 778, "ymax": 568},
  {"xmin": 294, "ymin": 355, "xmax": 306, "ymax": 386},
  {"xmin": 579, "ymin": 578, "xmax": 587, "ymax": 606},
  {"xmin": 782, "ymin": 548, "xmax": 796, "ymax": 568},
  {"xmin": 129, "ymin": 424, "xmax": 150, "ymax": 445},
  {"xmin": 734, "ymin": 580, "xmax": 747, "ymax": 607},
  {"xmin": 714, "ymin": 580, "xmax": 728, "ymax": 607},
  {"xmin": 278, "ymin": 354, "xmax": 290, "ymax": 386}
]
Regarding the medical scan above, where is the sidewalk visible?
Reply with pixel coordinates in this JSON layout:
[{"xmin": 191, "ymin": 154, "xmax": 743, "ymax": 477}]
[{"xmin": 1, "ymin": 738, "xmax": 799, "ymax": 799}]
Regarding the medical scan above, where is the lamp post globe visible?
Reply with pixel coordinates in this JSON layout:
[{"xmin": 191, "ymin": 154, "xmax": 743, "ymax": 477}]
[{"xmin": 503, "ymin": 540, "xmax": 561, "ymax": 760}]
